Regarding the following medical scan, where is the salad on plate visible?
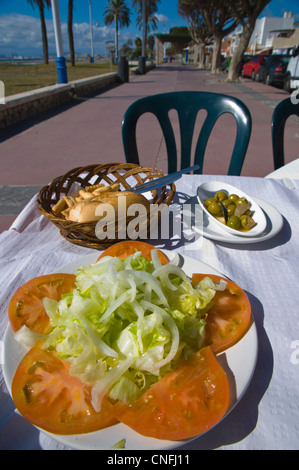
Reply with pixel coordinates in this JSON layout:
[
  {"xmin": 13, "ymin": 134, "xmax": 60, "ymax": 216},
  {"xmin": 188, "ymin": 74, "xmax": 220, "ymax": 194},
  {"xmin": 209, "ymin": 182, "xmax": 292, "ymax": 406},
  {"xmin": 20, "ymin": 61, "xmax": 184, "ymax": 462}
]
[{"xmin": 7, "ymin": 241, "xmax": 252, "ymax": 442}]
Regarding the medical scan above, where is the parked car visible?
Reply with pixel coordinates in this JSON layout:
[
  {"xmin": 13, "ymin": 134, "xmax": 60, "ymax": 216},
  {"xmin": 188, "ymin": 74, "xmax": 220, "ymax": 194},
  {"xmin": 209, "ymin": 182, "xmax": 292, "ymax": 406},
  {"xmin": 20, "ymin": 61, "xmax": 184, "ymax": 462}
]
[
  {"xmin": 255, "ymin": 54, "xmax": 291, "ymax": 87},
  {"xmin": 241, "ymin": 55, "xmax": 267, "ymax": 79},
  {"xmin": 238, "ymin": 54, "xmax": 255, "ymax": 74},
  {"xmin": 284, "ymin": 44, "xmax": 299, "ymax": 92},
  {"xmin": 221, "ymin": 55, "xmax": 253, "ymax": 74}
]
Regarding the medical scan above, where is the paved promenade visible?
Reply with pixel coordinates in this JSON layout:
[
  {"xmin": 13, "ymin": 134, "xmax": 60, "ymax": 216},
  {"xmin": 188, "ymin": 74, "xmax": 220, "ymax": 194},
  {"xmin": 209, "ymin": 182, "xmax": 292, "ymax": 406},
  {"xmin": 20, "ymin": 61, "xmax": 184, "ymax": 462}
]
[{"xmin": 0, "ymin": 61, "xmax": 298, "ymax": 232}]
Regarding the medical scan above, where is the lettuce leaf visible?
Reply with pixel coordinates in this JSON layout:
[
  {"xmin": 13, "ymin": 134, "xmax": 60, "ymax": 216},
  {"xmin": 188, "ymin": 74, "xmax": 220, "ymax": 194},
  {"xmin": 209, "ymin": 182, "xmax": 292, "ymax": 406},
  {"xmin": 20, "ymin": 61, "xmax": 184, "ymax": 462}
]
[{"xmin": 38, "ymin": 251, "xmax": 224, "ymax": 412}]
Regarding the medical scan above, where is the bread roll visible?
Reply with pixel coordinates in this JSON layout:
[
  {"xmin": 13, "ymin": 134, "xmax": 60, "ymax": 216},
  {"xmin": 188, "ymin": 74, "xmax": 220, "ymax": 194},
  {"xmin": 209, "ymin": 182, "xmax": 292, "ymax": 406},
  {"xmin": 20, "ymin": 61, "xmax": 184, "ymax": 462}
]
[{"xmin": 67, "ymin": 191, "xmax": 150, "ymax": 223}]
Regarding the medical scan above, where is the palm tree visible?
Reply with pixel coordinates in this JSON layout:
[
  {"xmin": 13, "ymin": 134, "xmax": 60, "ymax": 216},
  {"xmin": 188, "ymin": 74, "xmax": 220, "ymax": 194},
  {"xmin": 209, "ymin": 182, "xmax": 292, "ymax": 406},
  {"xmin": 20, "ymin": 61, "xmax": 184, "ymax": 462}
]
[
  {"xmin": 68, "ymin": 0, "xmax": 75, "ymax": 66},
  {"xmin": 27, "ymin": 0, "xmax": 51, "ymax": 64},
  {"xmin": 104, "ymin": 0, "xmax": 131, "ymax": 63},
  {"xmin": 132, "ymin": 0, "xmax": 160, "ymax": 56},
  {"xmin": 147, "ymin": 34, "xmax": 155, "ymax": 58}
]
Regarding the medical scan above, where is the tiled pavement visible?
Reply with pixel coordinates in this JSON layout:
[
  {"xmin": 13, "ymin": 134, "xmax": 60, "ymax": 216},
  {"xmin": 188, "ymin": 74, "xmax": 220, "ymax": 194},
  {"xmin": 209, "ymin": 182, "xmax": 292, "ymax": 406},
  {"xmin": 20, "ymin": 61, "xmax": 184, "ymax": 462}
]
[
  {"xmin": 0, "ymin": 62, "xmax": 298, "ymax": 233},
  {"xmin": 0, "ymin": 185, "xmax": 43, "ymax": 215},
  {"xmin": 0, "ymin": 185, "xmax": 43, "ymax": 232}
]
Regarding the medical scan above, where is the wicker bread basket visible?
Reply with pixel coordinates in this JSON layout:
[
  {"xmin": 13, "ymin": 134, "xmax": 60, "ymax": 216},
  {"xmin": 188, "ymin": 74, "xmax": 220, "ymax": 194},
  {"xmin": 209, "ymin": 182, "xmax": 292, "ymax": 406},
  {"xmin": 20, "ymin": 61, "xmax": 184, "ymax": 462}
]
[{"xmin": 37, "ymin": 163, "xmax": 176, "ymax": 249}]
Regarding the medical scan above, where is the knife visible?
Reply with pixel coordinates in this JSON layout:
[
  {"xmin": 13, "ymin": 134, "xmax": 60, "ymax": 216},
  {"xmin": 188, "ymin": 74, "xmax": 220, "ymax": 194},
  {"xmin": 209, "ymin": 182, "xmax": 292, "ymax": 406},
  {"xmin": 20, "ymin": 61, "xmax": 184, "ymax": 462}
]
[{"xmin": 130, "ymin": 165, "xmax": 200, "ymax": 193}]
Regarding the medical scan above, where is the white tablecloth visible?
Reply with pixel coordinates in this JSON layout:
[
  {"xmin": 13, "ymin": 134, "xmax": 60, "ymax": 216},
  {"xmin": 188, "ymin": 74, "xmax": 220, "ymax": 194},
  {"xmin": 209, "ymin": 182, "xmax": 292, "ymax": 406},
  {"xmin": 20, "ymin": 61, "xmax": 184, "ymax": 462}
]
[
  {"xmin": 1, "ymin": 174, "xmax": 298, "ymax": 450},
  {"xmin": 265, "ymin": 158, "xmax": 299, "ymax": 180}
]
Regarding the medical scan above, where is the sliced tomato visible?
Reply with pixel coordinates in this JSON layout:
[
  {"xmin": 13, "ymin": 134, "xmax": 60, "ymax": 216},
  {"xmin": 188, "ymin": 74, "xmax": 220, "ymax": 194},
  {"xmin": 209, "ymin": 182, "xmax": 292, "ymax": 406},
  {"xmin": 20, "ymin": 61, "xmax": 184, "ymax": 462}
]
[
  {"xmin": 192, "ymin": 273, "xmax": 252, "ymax": 354},
  {"xmin": 8, "ymin": 273, "xmax": 76, "ymax": 335},
  {"xmin": 97, "ymin": 240, "xmax": 169, "ymax": 265},
  {"xmin": 115, "ymin": 346, "xmax": 229, "ymax": 441},
  {"xmin": 12, "ymin": 341, "xmax": 120, "ymax": 435}
]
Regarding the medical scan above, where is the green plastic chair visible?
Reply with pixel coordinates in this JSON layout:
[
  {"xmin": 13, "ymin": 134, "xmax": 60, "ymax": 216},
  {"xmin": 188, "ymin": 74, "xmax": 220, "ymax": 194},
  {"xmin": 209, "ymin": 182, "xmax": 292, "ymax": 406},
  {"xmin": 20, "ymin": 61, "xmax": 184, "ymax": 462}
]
[
  {"xmin": 271, "ymin": 97, "xmax": 299, "ymax": 170},
  {"xmin": 122, "ymin": 91, "xmax": 252, "ymax": 175}
]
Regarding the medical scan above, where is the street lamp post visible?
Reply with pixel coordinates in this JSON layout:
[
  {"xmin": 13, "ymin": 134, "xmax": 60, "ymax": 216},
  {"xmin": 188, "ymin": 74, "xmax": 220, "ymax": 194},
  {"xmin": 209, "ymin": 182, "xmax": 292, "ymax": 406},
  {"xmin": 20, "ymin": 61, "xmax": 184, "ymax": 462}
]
[
  {"xmin": 88, "ymin": 0, "xmax": 94, "ymax": 63},
  {"xmin": 51, "ymin": 0, "xmax": 68, "ymax": 83},
  {"xmin": 138, "ymin": 0, "xmax": 146, "ymax": 74}
]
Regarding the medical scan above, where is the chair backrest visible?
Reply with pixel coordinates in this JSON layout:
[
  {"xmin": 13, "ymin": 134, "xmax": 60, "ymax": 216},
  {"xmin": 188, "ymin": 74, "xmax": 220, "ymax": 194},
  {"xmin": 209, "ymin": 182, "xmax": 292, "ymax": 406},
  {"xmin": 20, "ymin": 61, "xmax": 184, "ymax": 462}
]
[
  {"xmin": 122, "ymin": 91, "xmax": 252, "ymax": 175},
  {"xmin": 271, "ymin": 97, "xmax": 299, "ymax": 170}
]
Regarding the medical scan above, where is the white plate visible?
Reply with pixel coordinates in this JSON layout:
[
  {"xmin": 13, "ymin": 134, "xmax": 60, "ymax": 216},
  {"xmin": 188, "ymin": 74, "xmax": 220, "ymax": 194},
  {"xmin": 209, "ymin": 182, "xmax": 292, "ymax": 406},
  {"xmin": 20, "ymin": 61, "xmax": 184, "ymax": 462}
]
[
  {"xmin": 3, "ymin": 251, "xmax": 258, "ymax": 450},
  {"xmin": 187, "ymin": 196, "xmax": 283, "ymax": 245},
  {"xmin": 197, "ymin": 181, "xmax": 267, "ymax": 237}
]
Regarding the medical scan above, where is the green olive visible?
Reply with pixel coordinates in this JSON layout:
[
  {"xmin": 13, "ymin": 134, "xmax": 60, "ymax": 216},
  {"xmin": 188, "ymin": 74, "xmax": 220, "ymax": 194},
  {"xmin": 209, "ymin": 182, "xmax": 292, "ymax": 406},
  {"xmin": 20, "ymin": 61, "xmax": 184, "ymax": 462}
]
[
  {"xmin": 240, "ymin": 215, "xmax": 256, "ymax": 230},
  {"xmin": 228, "ymin": 194, "xmax": 239, "ymax": 203},
  {"xmin": 227, "ymin": 204, "xmax": 236, "ymax": 217},
  {"xmin": 236, "ymin": 197, "xmax": 248, "ymax": 206},
  {"xmin": 205, "ymin": 198, "xmax": 215, "ymax": 207},
  {"xmin": 214, "ymin": 191, "xmax": 227, "ymax": 202},
  {"xmin": 207, "ymin": 201, "xmax": 222, "ymax": 216},
  {"xmin": 227, "ymin": 215, "xmax": 241, "ymax": 230},
  {"xmin": 221, "ymin": 198, "xmax": 231, "ymax": 208}
]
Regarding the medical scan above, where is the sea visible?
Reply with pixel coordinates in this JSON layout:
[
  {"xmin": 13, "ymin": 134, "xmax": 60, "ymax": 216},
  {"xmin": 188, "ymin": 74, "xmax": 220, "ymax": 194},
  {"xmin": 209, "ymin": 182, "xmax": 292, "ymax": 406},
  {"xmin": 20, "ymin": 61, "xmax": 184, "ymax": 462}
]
[{"xmin": 0, "ymin": 56, "xmax": 52, "ymax": 65}]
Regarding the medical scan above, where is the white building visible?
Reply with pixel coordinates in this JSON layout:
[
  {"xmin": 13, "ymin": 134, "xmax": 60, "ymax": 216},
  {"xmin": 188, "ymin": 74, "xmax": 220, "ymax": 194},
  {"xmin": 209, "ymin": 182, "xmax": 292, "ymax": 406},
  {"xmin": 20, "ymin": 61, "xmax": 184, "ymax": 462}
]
[
  {"xmin": 230, "ymin": 12, "xmax": 295, "ymax": 55},
  {"xmin": 251, "ymin": 11, "xmax": 295, "ymax": 51}
]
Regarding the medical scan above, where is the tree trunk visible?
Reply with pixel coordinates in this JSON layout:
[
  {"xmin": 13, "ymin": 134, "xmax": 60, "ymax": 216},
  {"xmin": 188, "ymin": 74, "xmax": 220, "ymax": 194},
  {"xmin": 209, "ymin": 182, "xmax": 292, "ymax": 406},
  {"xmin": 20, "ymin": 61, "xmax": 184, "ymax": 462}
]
[
  {"xmin": 115, "ymin": 14, "xmax": 119, "ymax": 62},
  {"xmin": 211, "ymin": 36, "xmax": 221, "ymax": 74},
  {"xmin": 39, "ymin": 3, "xmax": 49, "ymax": 65},
  {"xmin": 142, "ymin": 0, "xmax": 146, "ymax": 57},
  {"xmin": 68, "ymin": 0, "xmax": 75, "ymax": 66},
  {"xmin": 198, "ymin": 43, "xmax": 205, "ymax": 69},
  {"xmin": 227, "ymin": 18, "xmax": 256, "ymax": 81}
]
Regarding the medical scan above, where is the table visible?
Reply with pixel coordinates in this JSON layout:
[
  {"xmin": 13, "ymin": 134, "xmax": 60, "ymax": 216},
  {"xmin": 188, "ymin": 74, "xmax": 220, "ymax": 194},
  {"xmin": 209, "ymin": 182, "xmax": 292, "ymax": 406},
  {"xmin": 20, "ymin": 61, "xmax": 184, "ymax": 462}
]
[
  {"xmin": 265, "ymin": 158, "xmax": 299, "ymax": 181},
  {"xmin": 0, "ymin": 174, "xmax": 298, "ymax": 450}
]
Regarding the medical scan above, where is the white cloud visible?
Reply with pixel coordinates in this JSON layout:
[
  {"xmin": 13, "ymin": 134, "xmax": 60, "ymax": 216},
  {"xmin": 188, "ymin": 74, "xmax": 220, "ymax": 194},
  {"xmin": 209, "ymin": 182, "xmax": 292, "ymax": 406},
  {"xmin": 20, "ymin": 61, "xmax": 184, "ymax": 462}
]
[
  {"xmin": 0, "ymin": 13, "xmax": 130, "ymax": 57},
  {"xmin": 155, "ymin": 14, "xmax": 169, "ymax": 23},
  {"xmin": 0, "ymin": 14, "xmax": 44, "ymax": 56},
  {"xmin": 72, "ymin": 22, "xmax": 116, "ymax": 54}
]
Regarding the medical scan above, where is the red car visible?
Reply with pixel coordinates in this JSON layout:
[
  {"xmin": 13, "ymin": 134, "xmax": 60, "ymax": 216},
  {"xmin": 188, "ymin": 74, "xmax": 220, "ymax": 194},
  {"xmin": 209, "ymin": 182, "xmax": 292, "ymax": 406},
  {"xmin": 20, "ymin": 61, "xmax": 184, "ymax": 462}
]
[{"xmin": 241, "ymin": 55, "xmax": 267, "ymax": 79}]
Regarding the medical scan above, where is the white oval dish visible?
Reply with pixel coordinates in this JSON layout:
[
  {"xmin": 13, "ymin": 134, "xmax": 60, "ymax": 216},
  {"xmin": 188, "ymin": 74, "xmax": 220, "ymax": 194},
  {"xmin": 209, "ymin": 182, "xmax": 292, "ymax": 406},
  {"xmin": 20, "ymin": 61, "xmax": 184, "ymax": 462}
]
[
  {"xmin": 197, "ymin": 181, "xmax": 267, "ymax": 237},
  {"xmin": 3, "ymin": 251, "xmax": 258, "ymax": 451}
]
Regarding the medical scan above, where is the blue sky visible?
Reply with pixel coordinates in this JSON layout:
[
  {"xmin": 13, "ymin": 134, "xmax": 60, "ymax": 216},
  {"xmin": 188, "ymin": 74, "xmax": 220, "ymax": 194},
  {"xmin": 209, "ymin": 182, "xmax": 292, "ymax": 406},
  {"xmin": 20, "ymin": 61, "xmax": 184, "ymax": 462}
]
[{"xmin": 0, "ymin": 0, "xmax": 298, "ymax": 57}]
